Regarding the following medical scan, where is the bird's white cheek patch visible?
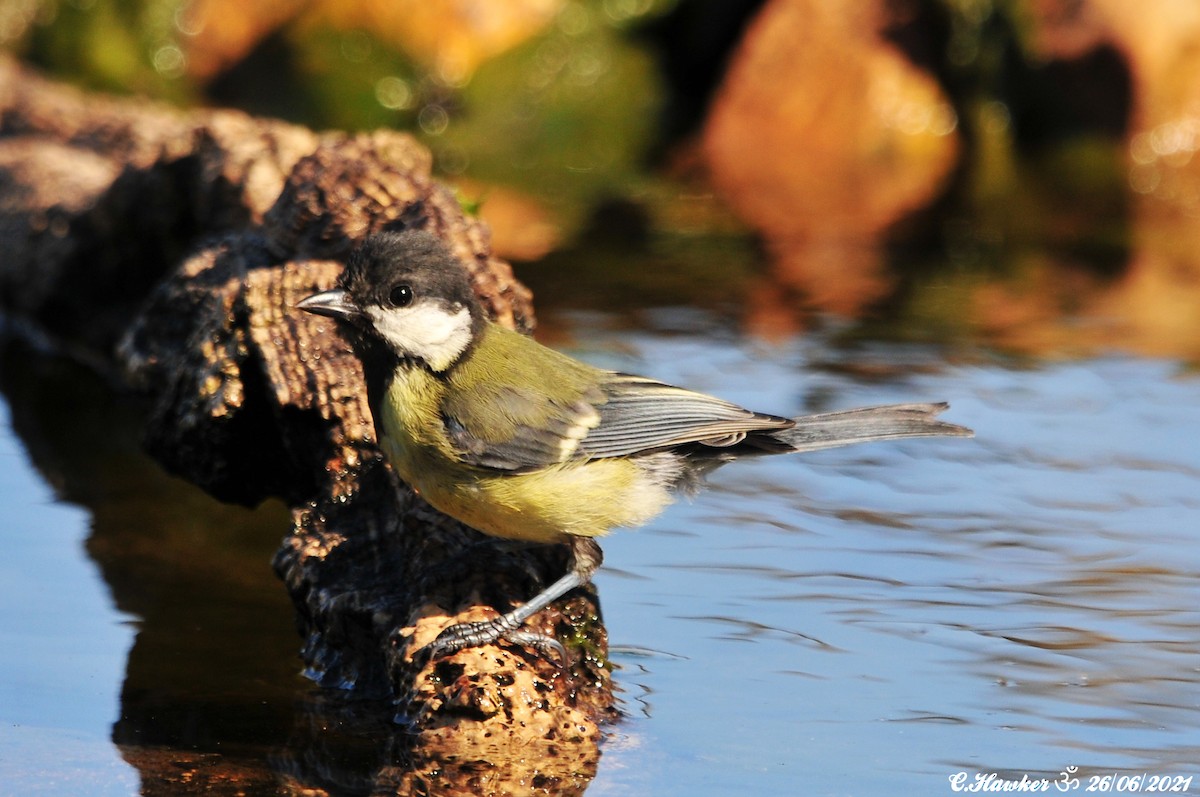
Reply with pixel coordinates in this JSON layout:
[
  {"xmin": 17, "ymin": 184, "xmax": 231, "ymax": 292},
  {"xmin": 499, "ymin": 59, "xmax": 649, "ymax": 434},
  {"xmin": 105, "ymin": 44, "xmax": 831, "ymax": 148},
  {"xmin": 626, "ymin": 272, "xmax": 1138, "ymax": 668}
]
[{"xmin": 367, "ymin": 301, "xmax": 473, "ymax": 371}]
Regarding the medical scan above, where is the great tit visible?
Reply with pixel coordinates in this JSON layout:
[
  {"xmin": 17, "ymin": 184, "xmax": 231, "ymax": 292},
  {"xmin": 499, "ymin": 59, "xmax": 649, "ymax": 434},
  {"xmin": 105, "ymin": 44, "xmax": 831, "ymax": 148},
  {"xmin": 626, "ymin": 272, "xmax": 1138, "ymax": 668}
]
[{"xmin": 298, "ymin": 230, "xmax": 972, "ymax": 660}]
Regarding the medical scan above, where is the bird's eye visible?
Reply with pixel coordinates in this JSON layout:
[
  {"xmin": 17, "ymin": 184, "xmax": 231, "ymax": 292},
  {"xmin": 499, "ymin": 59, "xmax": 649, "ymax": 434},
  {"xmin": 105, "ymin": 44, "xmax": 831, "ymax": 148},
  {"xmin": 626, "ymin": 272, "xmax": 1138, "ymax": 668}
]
[{"xmin": 389, "ymin": 285, "xmax": 413, "ymax": 308}]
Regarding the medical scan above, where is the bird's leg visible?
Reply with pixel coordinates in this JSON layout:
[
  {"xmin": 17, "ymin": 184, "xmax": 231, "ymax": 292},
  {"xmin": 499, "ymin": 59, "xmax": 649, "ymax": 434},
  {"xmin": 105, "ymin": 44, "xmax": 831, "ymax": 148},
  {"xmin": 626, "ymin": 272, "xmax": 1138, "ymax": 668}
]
[{"xmin": 422, "ymin": 536, "xmax": 603, "ymax": 663}]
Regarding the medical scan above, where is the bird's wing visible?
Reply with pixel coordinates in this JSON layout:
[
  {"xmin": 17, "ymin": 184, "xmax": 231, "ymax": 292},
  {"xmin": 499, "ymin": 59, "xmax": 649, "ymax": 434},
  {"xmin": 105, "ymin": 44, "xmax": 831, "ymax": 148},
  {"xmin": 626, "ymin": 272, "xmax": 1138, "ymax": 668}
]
[
  {"xmin": 438, "ymin": 324, "xmax": 611, "ymax": 472},
  {"xmin": 576, "ymin": 374, "xmax": 794, "ymax": 459},
  {"xmin": 439, "ymin": 322, "xmax": 794, "ymax": 471},
  {"xmin": 441, "ymin": 380, "xmax": 603, "ymax": 472},
  {"xmin": 440, "ymin": 371, "xmax": 794, "ymax": 472}
]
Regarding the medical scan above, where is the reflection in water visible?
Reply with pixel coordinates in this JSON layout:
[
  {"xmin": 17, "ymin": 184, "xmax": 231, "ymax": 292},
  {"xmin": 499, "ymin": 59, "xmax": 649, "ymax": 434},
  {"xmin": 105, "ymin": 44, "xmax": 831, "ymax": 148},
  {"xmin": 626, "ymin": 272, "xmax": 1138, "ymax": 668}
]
[
  {"xmin": 0, "ymin": 336, "xmax": 311, "ymax": 791},
  {"xmin": 926, "ymin": 363, "xmax": 1200, "ymax": 768},
  {"xmin": 588, "ymin": 341, "xmax": 1200, "ymax": 793},
  {"xmin": 2, "ymin": 310, "xmax": 1199, "ymax": 794},
  {"xmin": 0, "ymin": 333, "xmax": 606, "ymax": 795}
]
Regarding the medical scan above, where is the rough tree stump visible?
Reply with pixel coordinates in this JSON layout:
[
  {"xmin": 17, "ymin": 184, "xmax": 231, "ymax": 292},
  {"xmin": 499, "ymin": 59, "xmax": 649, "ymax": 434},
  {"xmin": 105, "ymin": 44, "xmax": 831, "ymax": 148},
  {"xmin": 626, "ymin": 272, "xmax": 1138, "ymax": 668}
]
[{"xmin": 0, "ymin": 57, "xmax": 614, "ymax": 794}]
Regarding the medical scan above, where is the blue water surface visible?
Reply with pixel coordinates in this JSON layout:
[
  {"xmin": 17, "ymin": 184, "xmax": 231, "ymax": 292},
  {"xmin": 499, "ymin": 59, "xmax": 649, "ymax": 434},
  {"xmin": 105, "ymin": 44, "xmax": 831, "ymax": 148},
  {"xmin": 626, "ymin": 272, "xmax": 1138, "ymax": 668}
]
[
  {"xmin": 0, "ymin": 400, "xmax": 140, "ymax": 796},
  {"xmin": 1, "ymin": 315, "xmax": 1198, "ymax": 796}
]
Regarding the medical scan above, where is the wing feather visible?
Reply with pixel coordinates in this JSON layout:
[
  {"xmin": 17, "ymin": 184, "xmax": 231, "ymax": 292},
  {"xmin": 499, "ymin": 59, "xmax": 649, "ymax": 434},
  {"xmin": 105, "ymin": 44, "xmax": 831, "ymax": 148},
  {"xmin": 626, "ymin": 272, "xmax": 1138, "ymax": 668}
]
[
  {"xmin": 577, "ymin": 375, "xmax": 793, "ymax": 459},
  {"xmin": 438, "ymin": 327, "xmax": 795, "ymax": 471},
  {"xmin": 442, "ymin": 387, "xmax": 600, "ymax": 471}
]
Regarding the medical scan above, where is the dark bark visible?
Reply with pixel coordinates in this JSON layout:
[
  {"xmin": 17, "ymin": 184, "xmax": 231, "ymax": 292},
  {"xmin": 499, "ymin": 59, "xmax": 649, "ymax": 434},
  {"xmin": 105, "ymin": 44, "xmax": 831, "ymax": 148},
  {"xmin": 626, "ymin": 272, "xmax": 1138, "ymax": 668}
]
[{"xmin": 0, "ymin": 56, "xmax": 613, "ymax": 794}]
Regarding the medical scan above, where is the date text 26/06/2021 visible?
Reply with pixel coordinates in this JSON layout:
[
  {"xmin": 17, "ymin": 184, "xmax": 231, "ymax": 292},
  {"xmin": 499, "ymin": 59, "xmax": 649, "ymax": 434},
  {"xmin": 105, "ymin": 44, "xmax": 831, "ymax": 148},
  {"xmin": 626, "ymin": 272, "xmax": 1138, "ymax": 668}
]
[{"xmin": 948, "ymin": 769, "xmax": 1194, "ymax": 793}]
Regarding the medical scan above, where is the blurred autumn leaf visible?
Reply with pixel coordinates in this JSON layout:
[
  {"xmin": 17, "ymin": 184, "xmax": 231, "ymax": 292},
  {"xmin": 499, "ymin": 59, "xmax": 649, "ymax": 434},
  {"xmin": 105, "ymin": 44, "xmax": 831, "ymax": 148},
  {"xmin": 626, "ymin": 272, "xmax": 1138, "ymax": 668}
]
[{"xmin": 6, "ymin": 0, "xmax": 1200, "ymax": 361}]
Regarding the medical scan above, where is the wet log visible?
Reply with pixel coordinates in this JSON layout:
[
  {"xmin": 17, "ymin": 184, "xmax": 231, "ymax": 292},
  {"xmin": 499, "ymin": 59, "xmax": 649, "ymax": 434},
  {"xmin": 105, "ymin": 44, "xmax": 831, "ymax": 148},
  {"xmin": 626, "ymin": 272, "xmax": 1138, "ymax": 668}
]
[{"xmin": 0, "ymin": 57, "xmax": 614, "ymax": 792}]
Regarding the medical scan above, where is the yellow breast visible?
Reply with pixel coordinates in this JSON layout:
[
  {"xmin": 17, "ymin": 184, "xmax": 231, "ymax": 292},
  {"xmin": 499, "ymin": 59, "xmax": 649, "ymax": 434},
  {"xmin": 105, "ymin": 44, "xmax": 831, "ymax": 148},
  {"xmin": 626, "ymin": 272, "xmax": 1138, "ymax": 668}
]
[{"xmin": 377, "ymin": 369, "xmax": 674, "ymax": 544}]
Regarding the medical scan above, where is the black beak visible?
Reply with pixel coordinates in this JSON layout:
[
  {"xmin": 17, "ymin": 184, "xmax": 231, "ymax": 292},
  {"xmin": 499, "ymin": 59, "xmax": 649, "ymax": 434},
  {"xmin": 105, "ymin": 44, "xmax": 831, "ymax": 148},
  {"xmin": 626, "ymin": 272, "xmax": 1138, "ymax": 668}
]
[{"xmin": 296, "ymin": 288, "xmax": 360, "ymax": 321}]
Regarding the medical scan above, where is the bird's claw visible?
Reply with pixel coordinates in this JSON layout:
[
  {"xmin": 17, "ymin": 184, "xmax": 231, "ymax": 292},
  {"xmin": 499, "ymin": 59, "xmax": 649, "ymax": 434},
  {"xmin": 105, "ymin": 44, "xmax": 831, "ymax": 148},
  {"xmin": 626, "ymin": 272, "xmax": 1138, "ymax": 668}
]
[
  {"xmin": 422, "ymin": 619, "xmax": 567, "ymax": 665},
  {"xmin": 504, "ymin": 629, "xmax": 568, "ymax": 662}
]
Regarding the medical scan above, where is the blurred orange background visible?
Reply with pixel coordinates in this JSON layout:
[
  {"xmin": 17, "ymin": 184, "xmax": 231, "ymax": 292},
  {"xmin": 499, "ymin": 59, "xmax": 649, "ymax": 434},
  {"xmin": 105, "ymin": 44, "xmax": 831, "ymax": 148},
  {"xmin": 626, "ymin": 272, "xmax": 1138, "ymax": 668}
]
[{"xmin": 6, "ymin": 0, "xmax": 1200, "ymax": 361}]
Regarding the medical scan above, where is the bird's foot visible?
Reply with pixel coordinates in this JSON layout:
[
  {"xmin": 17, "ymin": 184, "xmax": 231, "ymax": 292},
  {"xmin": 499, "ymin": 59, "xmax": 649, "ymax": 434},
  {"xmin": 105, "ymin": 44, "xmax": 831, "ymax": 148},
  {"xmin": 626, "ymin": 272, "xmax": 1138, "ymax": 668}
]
[
  {"xmin": 422, "ymin": 617, "xmax": 567, "ymax": 663},
  {"xmin": 417, "ymin": 539, "xmax": 601, "ymax": 667}
]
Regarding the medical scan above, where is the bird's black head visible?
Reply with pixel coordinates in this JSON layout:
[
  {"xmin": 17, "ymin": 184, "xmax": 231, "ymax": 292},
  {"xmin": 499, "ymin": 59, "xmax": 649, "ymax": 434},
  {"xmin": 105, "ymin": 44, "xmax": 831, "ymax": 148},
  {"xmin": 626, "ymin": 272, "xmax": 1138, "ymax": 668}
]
[{"xmin": 298, "ymin": 230, "xmax": 485, "ymax": 371}]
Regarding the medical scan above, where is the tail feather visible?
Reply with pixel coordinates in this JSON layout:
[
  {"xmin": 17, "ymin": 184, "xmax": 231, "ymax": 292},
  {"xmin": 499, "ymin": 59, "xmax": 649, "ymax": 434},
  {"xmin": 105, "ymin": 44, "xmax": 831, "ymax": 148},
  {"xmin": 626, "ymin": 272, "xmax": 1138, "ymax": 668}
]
[{"xmin": 774, "ymin": 402, "xmax": 973, "ymax": 453}]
